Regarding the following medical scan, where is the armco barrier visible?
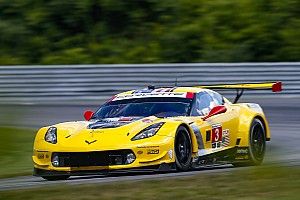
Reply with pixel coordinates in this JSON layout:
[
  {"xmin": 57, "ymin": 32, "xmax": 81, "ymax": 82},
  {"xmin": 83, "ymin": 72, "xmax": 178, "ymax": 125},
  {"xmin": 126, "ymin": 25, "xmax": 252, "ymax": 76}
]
[{"xmin": 0, "ymin": 63, "xmax": 299, "ymax": 104}]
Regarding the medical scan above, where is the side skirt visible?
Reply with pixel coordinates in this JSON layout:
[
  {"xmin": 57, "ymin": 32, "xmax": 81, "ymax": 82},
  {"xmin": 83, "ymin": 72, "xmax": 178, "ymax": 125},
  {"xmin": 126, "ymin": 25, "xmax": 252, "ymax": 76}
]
[{"xmin": 192, "ymin": 147, "xmax": 238, "ymax": 167}]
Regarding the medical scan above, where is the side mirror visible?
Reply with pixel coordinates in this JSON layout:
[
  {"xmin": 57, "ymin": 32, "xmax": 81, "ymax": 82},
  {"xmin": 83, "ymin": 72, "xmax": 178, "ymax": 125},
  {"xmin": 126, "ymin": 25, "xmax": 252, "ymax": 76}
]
[
  {"xmin": 202, "ymin": 105, "xmax": 227, "ymax": 121},
  {"xmin": 84, "ymin": 110, "xmax": 94, "ymax": 121}
]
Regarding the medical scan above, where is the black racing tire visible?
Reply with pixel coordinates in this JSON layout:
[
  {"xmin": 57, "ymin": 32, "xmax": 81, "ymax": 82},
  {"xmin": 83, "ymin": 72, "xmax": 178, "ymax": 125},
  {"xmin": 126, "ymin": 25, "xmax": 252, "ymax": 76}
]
[
  {"xmin": 174, "ymin": 126, "xmax": 192, "ymax": 171},
  {"xmin": 233, "ymin": 118, "xmax": 266, "ymax": 167},
  {"xmin": 41, "ymin": 175, "xmax": 70, "ymax": 181}
]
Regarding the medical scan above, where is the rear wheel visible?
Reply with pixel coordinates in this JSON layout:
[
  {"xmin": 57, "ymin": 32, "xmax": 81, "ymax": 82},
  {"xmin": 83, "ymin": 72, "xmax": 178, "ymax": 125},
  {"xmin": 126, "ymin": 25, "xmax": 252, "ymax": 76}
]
[
  {"xmin": 42, "ymin": 175, "xmax": 70, "ymax": 181},
  {"xmin": 234, "ymin": 118, "xmax": 266, "ymax": 167},
  {"xmin": 175, "ymin": 126, "xmax": 192, "ymax": 171}
]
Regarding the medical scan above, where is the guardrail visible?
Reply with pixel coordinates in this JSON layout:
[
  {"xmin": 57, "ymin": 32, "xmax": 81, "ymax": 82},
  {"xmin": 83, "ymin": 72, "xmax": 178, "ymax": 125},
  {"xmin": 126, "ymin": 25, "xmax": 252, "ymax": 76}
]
[{"xmin": 0, "ymin": 63, "xmax": 299, "ymax": 104}]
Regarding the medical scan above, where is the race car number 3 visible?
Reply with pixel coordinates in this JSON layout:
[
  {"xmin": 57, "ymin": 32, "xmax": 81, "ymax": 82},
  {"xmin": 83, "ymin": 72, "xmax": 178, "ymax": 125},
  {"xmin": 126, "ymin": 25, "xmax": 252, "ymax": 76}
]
[{"xmin": 212, "ymin": 126, "xmax": 222, "ymax": 143}]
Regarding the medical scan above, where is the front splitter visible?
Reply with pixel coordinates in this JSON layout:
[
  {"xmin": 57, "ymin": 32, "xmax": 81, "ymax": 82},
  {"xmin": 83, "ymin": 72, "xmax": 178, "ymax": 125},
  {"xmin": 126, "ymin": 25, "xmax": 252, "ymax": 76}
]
[{"xmin": 34, "ymin": 163, "xmax": 176, "ymax": 177}]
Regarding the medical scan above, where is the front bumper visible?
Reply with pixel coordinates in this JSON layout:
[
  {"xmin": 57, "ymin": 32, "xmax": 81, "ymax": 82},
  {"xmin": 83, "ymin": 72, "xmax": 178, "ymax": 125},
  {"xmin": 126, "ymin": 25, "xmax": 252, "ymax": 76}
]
[{"xmin": 33, "ymin": 136, "xmax": 176, "ymax": 175}]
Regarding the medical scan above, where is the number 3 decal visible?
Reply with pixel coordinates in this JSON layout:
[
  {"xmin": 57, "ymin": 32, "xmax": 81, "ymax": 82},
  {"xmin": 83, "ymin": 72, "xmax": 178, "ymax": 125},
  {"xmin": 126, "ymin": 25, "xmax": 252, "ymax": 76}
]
[
  {"xmin": 214, "ymin": 128, "xmax": 220, "ymax": 141},
  {"xmin": 212, "ymin": 125, "xmax": 222, "ymax": 143}
]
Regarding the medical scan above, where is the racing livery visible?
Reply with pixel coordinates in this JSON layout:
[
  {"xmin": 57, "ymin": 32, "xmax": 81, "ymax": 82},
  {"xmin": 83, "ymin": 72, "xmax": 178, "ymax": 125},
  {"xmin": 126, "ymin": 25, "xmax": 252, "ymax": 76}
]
[{"xmin": 33, "ymin": 82, "xmax": 282, "ymax": 180}]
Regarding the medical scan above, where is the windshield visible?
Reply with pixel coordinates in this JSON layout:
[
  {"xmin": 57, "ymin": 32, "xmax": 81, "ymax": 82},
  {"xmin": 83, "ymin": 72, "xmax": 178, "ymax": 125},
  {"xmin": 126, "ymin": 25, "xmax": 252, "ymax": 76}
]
[{"xmin": 92, "ymin": 97, "xmax": 192, "ymax": 119}]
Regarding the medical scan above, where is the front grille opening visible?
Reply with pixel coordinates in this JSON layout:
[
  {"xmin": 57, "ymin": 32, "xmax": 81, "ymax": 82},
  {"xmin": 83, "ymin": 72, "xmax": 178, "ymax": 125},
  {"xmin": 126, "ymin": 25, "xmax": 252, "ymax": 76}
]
[{"xmin": 52, "ymin": 150, "xmax": 134, "ymax": 167}]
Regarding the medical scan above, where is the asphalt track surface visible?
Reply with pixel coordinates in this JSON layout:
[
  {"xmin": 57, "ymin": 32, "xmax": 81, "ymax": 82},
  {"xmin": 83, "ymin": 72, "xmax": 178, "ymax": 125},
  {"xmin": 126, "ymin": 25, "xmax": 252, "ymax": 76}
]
[{"xmin": 0, "ymin": 97, "xmax": 299, "ymax": 191}]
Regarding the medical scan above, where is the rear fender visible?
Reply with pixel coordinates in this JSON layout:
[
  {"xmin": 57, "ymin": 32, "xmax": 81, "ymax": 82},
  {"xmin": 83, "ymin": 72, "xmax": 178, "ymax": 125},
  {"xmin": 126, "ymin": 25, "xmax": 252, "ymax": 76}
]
[{"xmin": 237, "ymin": 104, "xmax": 270, "ymax": 146}]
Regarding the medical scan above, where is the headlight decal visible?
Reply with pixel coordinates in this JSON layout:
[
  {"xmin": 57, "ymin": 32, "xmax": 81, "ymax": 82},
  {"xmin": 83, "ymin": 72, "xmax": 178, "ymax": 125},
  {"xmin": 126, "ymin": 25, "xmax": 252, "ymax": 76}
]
[
  {"xmin": 44, "ymin": 127, "xmax": 57, "ymax": 144},
  {"xmin": 131, "ymin": 122, "xmax": 165, "ymax": 141}
]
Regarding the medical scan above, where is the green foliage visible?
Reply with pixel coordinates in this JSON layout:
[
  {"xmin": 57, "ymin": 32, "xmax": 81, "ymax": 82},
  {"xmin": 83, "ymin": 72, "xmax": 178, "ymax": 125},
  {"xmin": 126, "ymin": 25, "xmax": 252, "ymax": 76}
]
[
  {"xmin": 0, "ymin": 0, "xmax": 299, "ymax": 64},
  {"xmin": 0, "ymin": 127, "xmax": 35, "ymax": 178}
]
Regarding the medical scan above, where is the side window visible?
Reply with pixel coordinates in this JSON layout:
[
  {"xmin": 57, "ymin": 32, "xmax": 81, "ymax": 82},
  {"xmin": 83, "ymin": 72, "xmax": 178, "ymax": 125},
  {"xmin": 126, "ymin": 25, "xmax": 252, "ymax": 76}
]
[
  {"xmin": 208, "ymin": 91, "xmax": 224, "ymax": 106},
  {"xmin": 191, "ymin": 92, "xmax": 215, "ymax": 116}
]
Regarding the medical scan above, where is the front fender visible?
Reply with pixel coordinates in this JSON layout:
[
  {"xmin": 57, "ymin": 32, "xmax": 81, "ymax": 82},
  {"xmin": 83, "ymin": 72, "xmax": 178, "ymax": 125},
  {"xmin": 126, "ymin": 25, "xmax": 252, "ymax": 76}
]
[{"xmin": 157, "ymin": 120, "xmax": 199, "ymax": 153}]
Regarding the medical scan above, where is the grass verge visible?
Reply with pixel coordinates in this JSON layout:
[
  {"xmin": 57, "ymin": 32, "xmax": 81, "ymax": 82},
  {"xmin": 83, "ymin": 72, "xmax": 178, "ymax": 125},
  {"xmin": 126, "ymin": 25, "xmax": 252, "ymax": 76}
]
[
  {"xmin": 0, "ymin": 166, "xmax": 299, "ymax": 200},
  {"xmin": 0, "ymin": 127, "xmax": 36, "ymax": 178}
]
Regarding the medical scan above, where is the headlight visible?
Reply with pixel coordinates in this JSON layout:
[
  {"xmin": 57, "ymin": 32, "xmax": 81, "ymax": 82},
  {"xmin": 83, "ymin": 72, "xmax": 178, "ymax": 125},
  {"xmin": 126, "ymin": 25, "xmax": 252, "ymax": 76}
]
[
  {"xmin": 131, "ymin": 122, "xmax": 164, "ymax": 141},
  {"xmin": 45, "ymin": 127, "xmax": 57, "ymax": 144}
]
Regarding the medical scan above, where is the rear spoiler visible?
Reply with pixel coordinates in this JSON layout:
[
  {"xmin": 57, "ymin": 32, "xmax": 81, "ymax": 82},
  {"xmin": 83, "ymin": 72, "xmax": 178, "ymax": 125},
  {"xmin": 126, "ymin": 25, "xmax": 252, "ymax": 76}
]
[{"xmin": 196, "ymin": 81, "xmax": 282, "ymax": 103}]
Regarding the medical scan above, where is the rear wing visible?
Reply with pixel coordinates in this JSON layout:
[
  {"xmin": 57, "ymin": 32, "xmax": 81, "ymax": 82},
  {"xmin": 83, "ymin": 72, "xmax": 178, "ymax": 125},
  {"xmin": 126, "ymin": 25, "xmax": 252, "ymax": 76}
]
[{"xmin": 196, "ymin": 81, "xmax": 282, "ymax": 103}]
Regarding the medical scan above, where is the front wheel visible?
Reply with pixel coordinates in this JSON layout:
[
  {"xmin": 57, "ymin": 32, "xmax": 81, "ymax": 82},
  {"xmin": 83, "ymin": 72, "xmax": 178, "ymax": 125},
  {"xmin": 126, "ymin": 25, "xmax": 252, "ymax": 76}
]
[
  {"xmin": 175, "ymin": 126, "xmax": 192, "ymax": 171},
  {"xmin": 234, "ymin": 118, "xmax": 266, "ymax": 167}
]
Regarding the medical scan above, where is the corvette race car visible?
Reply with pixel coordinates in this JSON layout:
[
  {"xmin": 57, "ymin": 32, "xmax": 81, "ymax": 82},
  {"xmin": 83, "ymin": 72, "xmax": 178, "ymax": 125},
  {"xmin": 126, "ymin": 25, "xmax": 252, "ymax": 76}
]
[{"xmin": 33, "ymin": 82, "xmax": 282, "ymax": 180}]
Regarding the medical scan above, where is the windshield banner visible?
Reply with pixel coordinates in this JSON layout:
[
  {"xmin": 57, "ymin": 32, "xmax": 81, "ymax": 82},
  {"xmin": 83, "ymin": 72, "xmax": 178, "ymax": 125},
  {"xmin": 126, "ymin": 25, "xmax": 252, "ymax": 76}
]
[{"xmin": 113, "ymin": 92, "xmax": 188, "ymax": 101}]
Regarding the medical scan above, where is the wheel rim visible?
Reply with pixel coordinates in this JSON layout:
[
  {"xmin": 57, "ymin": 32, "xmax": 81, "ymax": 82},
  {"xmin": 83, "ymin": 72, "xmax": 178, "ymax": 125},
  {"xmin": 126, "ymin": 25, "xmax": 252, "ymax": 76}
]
[
  {"xmin": 251, "ymin": 124, "xmax": 265, "ymax": 160},
  {"xmin": 175, "ymin": 131, "xmax": 191, "ymax": 165}
]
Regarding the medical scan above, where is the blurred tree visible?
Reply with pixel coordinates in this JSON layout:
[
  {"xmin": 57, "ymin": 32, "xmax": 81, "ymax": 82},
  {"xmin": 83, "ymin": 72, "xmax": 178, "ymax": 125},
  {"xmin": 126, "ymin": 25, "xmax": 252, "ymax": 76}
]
[{"xmin": 0, "ymin": 0, "xmax": 299, "ymax": 64}]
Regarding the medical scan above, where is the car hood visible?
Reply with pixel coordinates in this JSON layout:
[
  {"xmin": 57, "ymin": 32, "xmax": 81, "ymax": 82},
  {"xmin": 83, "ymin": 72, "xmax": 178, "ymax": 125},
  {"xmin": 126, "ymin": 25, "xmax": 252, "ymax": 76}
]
[
  {"xmin": 49, "ymin": 116, "xmax": 165, "ymax": 149},
  {"xmin": 43, "ymin": 116, "xmax": 200, "ymax": 150}
]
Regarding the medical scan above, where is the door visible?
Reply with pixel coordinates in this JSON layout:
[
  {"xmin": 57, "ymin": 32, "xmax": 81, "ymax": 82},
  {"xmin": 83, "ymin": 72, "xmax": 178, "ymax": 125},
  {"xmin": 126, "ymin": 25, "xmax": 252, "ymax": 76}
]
[{"xmin": 190, "ymin": 91, "xmax": 239, "ymax": 156}]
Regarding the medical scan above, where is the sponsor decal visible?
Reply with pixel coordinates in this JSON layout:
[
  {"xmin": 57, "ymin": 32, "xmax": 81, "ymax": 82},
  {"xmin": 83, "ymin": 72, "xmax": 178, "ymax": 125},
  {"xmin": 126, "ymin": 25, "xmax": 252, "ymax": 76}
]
[
  {"xmin": 153, "ymin": 88, "xmax": 173, "ymax": 92},
  {"xmin": 142, "ymin": 118, "xmax": 154, "ymax": 123},
  {"xmin": 212, "ymin": 141, "xmax": 222, "ymax": 148},
  {"xmin": 138, "ymin": 146, "xmax": 160, "ymax": 155},
  {"xmin": 137, "ymin": 150, "xmax": 143, "ymax": 155},
  {"xmin": 147, "ymin": 149, "xmax": 159, "ymax": 154},
  {"xmin": 222, "ymin": 129, "xmax": 230, "ymax": 147},
  {"xmin": 88, "ymin": 118, "xmax": 133, "ymax": 129},
  {"xmin": 133, "ymin": 89, "xmax": 152, "ymax": 94},
  {"xmin": 37, "ymin": 153, "xmax": 45, "ymax": 159},
  {"xmin": 118, "ymin": 117, "xmax": 133, "ymax": 122},
  {"xmin": 235, "ymin": 148, "xmax": 249, "ymax": 160},
  {"xmin": 235, "ymin": 155, "xmax": 249, "ymax": 160},
  {"xmin": 236, "ymin": 148, "xmax": 249, "ymax": 154},
  {"xmin": 102, "ymin": 118, "xmax": 120, "ymax": 122}
]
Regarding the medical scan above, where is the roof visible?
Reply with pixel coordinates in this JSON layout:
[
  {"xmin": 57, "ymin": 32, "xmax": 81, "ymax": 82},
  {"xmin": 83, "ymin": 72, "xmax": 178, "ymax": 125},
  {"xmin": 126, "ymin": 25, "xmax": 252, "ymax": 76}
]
[
  {"xmin": 112, "ymin": 87, "xmax": 208, "ymax": 101},
  {"xmin": 117, "ymin": 87, "xmax": 205, "ymax": 96}
]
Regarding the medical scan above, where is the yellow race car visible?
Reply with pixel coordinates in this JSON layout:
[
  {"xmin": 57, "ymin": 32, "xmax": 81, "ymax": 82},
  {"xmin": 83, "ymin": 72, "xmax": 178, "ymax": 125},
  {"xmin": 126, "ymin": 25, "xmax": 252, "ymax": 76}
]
[{"xmin": 33, "ymin": 82, "xmax": 282, "ymax": 180}]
